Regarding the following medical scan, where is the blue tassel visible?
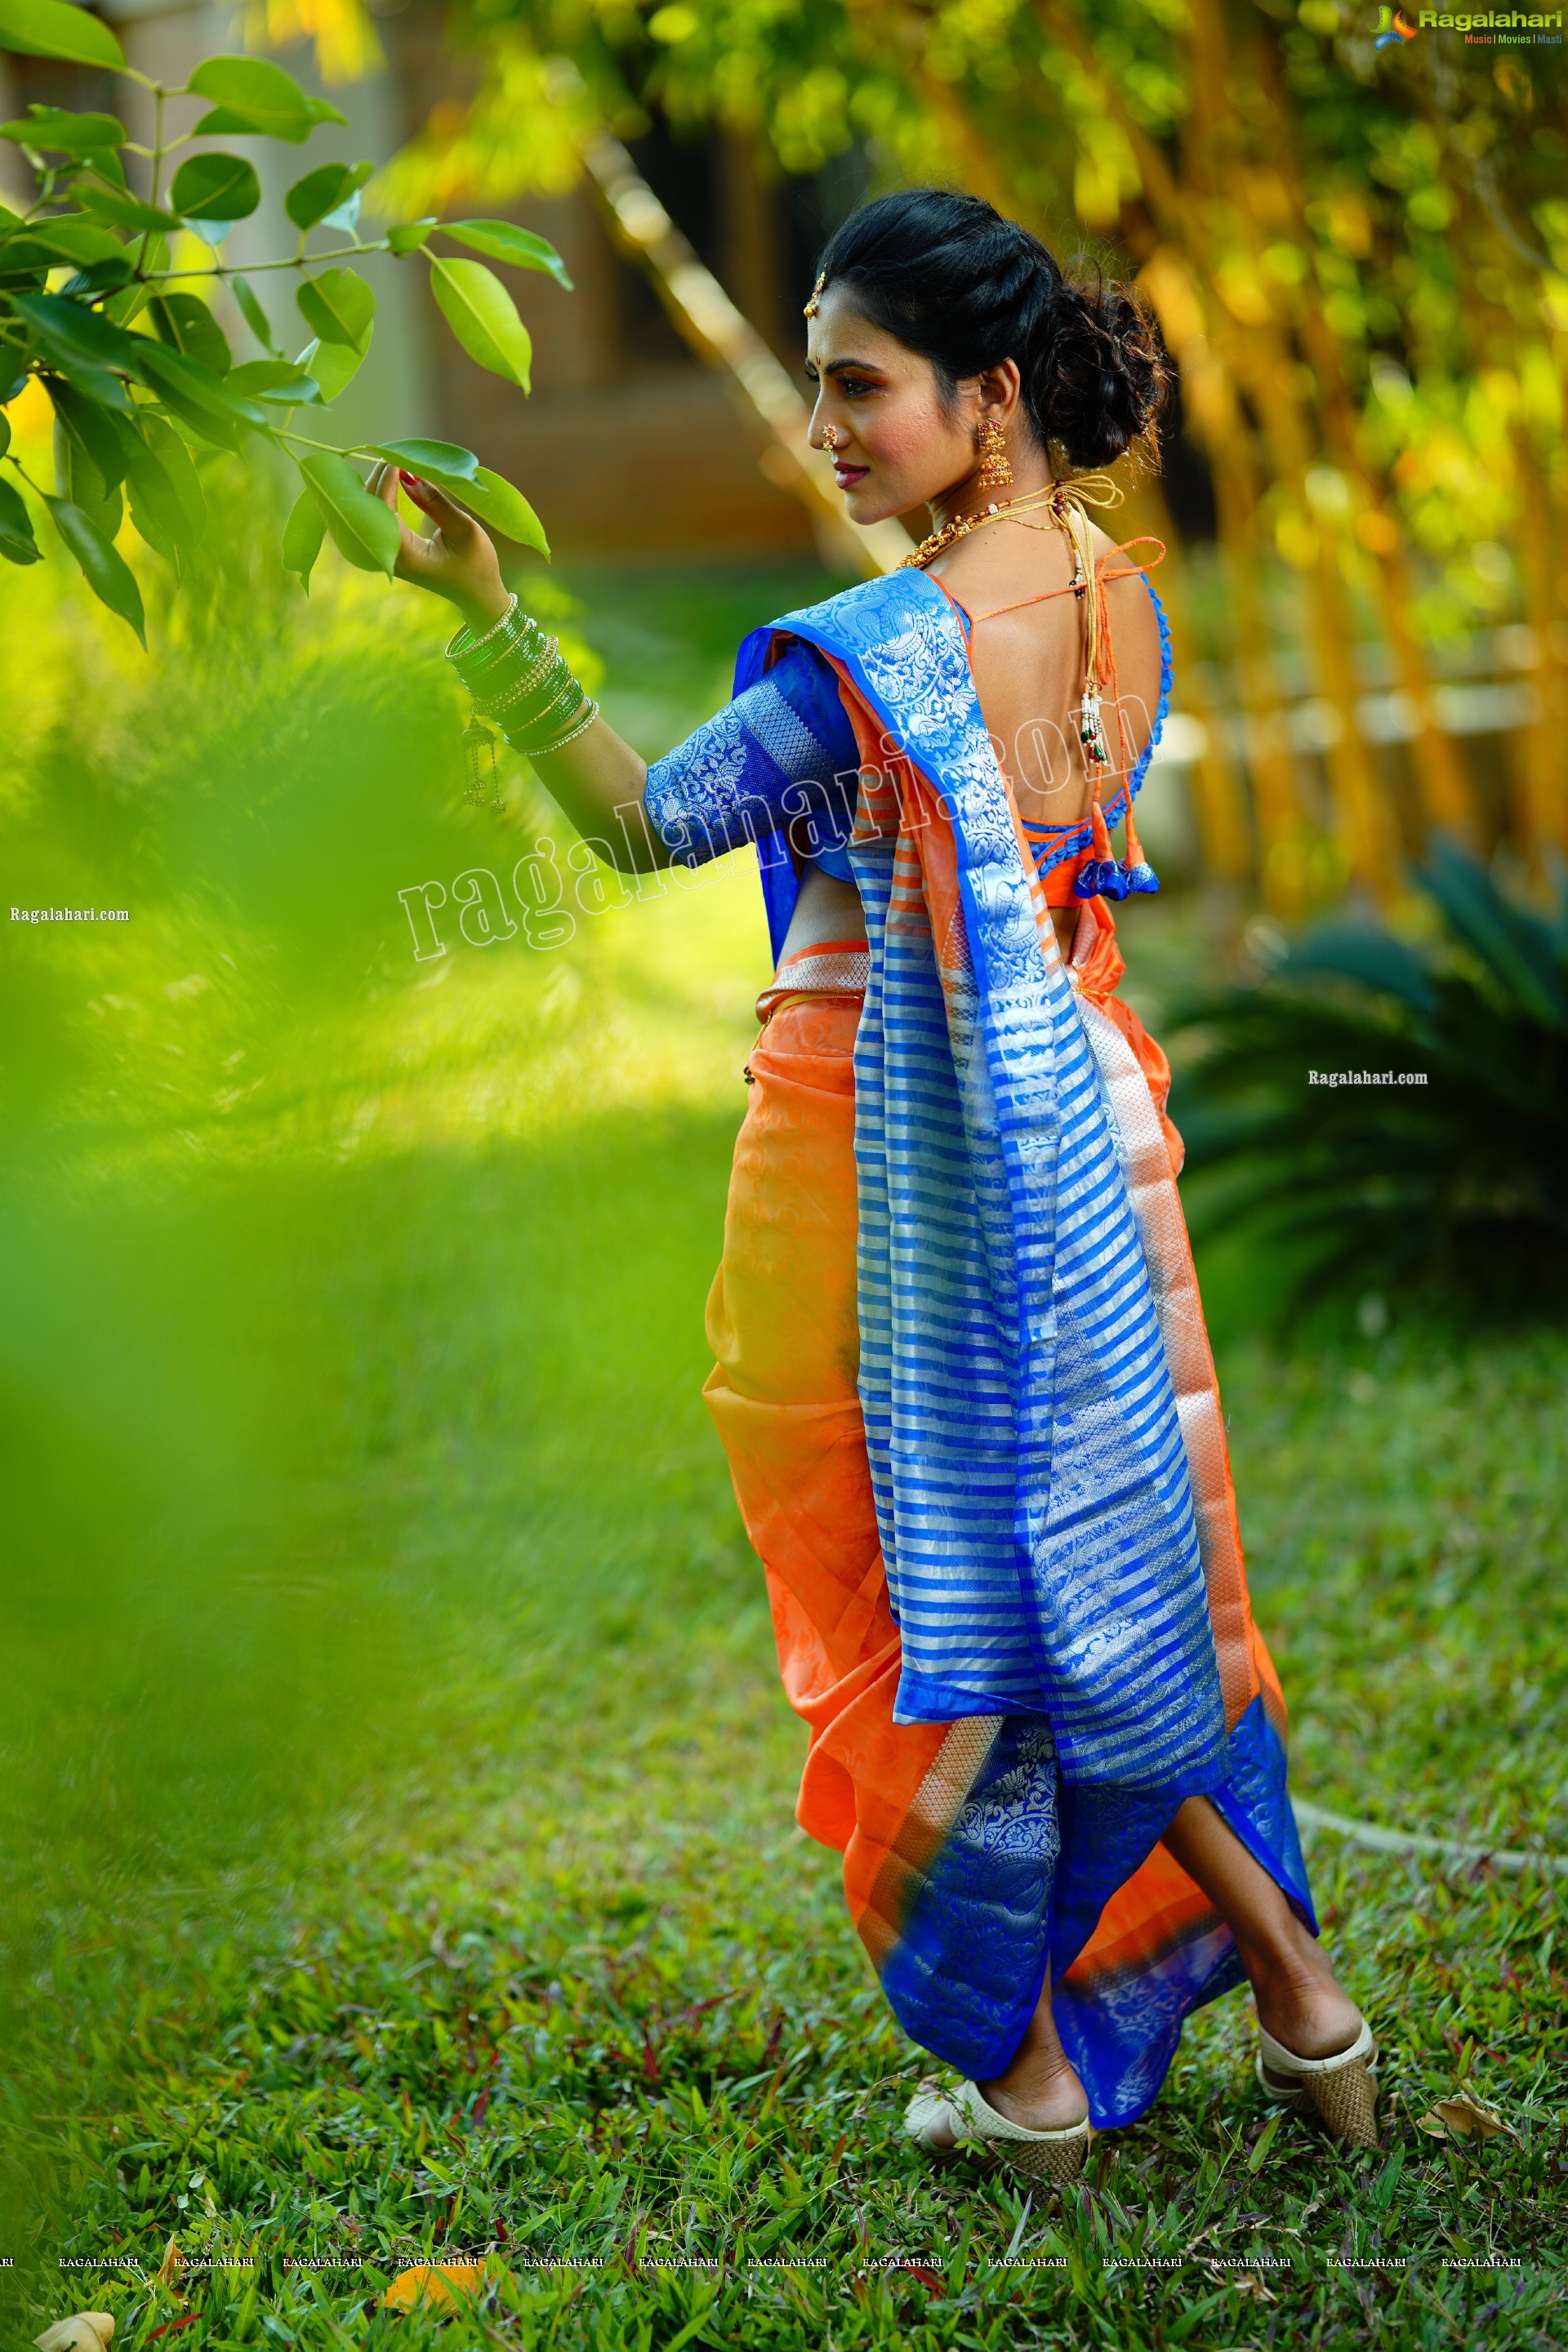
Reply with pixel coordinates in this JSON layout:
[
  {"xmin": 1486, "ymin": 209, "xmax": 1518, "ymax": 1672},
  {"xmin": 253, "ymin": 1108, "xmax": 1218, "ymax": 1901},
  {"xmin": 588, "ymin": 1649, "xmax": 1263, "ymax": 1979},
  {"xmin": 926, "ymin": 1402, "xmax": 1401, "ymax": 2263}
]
[
  {"xmin": 1121, "ymin": 860, "xmax": 1160, "ymax": 894},
  {"xmin": 1073, "ymin": 858, "xmax": 1112, "ymax": 900}
]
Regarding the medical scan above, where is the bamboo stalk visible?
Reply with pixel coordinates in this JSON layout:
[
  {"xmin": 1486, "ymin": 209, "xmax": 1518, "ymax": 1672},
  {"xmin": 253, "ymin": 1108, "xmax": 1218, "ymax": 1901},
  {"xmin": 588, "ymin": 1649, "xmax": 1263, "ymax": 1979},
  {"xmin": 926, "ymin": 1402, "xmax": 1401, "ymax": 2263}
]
[
  {"xmin": 1124, "ymin": 477, "xmax": 1252, "ymax": 885},
  {"xmin": 1247, "ymin": 34, "xmax": 1481, "ymax": 848},
  {"xmin": 1511, "ymin": 428, "xmax": 1566, "ymax": 857},
  {"xmin": 573, "ymin": 116, "xmax": 912, "ymax": 578}
]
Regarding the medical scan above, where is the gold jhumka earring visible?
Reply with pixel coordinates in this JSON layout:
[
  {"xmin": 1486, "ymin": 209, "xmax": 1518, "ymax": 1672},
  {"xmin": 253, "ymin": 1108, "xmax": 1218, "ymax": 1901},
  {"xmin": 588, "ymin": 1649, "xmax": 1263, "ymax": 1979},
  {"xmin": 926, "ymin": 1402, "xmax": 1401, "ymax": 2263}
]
[
  {"xmin": 804, "ymin": 271, "xmax": 826, "ymax": 319},
  {"xmin": 976, "ymin": 416, "xmax": 1013, "ymax": 492}
]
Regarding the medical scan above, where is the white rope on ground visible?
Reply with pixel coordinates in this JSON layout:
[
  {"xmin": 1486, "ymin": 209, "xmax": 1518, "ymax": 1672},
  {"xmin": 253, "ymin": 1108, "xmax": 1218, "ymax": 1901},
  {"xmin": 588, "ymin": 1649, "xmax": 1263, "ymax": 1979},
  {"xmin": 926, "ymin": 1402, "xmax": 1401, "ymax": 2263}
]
[{"xmin": 1294, "ymin": 1797, "xmax": 1568, "ymax": 1878}]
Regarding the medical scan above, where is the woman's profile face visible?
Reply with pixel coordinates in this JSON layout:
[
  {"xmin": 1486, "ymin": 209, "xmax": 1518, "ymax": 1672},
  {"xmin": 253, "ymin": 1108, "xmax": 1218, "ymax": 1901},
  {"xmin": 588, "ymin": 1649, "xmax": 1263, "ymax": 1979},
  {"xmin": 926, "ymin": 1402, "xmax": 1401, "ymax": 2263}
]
[{"xmin": 804, "ymin": 287, "xmax": 982, "ymax": 525}]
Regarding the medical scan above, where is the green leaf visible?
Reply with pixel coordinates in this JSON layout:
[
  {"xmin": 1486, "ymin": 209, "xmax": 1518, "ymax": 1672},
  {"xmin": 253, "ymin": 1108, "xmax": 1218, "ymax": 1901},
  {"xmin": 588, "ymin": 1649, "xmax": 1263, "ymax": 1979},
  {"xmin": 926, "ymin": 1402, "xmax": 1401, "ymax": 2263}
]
[
  {"xmin": 282, "ymin": 486, "xmax": 325, "ymax": 591},
  {"xmin": 386, "ymin": 218, "xmax": 436, "ymax": 256},
  {"xmin": 231, "ymin": 274, "xmax": 278, "ymax": 355},
  {"xmin": 0, "ymin": 0, "xmax": 125, "ymax": 70},
  {"xmin": 296, "ymin": 266, "xmax": 374, "ymax": 353},
  {"xmin": 291, "ymin": 332, "xmax": 368, "ymax": 405},
  {"xmin": 75, "ymin": 183, "xmax": 181, "ymax": 233},
  {"xmin": 227, "ymin": 360, "xmax": 321, "ymax": 405},
  {"xmin": 105, "ymin": 234, "xmax": 165, "ymax": 327},
  {"xmin": 169, "ymin": 150, "xmax": 261, "ymax": 224},
  {"xmin": 305, "ymin": 96, "xmax": 349, "ymax": 128},
  {"xmin": 441, "ymin": 220, "xmax": 572, "ymax": 289},
  {"xmin": 428, "ymin": 256, "xmax": 532, "ymax": 390},
  {"xmin": 45, "ymin": 372, "xmax": 126, "ymax": 494},
  {"xmin": 61, "ymin": 254, "xmax": 135, "ymax": 301},
  {"xmin": 1246, "ymin": 2105, "xmax": 1284, "ymax": 2173},
  {"xmin": 0, "ymin": 472, "xmax": 40, "ymax": 564},
  {"xmin": 51, "ymin": 408, "xmax": 121, "ymax": 540},
  {"xmin": 1, "ymin": 105, "xmax": 125, "ymax": 150},
  {"xmin": 7, "ymin": 215, "xmax": 123, "ymax": 265},
  {"xmin": 0, "ymin": 411, "xmax": 9, "ymax": 457},
  {"xmin": 365, "ymin": 438, "xmax": 479, "ymax": 481},
  {"xmin": 121, "ymin": 422, "xmax": 199, "ymax": 567},
  {"xmin": 147, "ymin": 292, "xmax": 231, "ymax": 376},
  {"xmin": 186, "ymin": 56, "xmax": 314, "ymax": 145},
  {"xmin": 450, "ymin": 464, "xmax": 549, "ymax": 556},
  {"xmin": 71, "ymin": 144, "xmax": 127, "ymax": 190},
  {"xmin": 299, "ymin": 451, "xmax": 400, "ymax": 577},
  {"xmin": 11, "ymin": 290, "xmax": 143, "ymax": 408},
  {"xmin": 393, "ymin": 458, "xmax": 549, "ymax": 557},
  {"xmin": 285, "ymin": 158, "xmax": 372, "ymax": 231},
  {"xmin": 134, "ymin": 341, "xmax": 266, "ymax": 453},
  {"xmin": 136, "ymin": 411, "xmax": 205, "ymax": 543},
  {"xmin": 46, "ymin": 494, "xmax": 145, "ymax": 642}
]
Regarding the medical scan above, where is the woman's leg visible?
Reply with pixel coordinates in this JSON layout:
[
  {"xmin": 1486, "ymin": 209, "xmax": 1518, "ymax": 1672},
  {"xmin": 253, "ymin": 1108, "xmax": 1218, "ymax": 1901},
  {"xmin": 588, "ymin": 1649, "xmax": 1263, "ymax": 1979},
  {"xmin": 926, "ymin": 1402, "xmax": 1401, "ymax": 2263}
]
[
  {"xmin": 1161, "ymin": 1796, "xmax": 1363, "ymax": 2056},
  {"xmin": 920, "ymin": 1970, "xmax": 1089, "ymax": 2140},
  {"xmin": 929, "ymin": 1791, "xmax": 1362, "ymax": 2144}
]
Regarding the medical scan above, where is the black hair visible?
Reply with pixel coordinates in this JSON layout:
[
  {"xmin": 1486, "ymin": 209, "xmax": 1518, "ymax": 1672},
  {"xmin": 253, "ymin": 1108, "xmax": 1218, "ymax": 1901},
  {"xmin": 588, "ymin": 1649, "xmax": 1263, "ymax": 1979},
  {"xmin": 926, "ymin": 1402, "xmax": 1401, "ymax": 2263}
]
[{"xmin": 813, "ymin": 188, "xmax": 1168, "ymax": 471}]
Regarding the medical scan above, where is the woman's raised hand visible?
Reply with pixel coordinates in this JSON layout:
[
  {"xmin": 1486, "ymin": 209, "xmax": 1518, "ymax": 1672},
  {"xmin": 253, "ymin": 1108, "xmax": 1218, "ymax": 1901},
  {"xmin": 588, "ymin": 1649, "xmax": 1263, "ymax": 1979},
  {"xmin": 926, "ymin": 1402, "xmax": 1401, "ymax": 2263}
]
[{"xmin": 368, "ymin": 463, "xmax": 510, "ymax": 635}]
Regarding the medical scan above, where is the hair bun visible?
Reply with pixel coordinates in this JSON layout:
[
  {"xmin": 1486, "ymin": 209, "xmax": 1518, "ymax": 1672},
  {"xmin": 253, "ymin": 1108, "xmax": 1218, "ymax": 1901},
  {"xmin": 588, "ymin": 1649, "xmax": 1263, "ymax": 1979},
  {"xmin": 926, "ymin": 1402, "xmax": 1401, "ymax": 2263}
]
[
  {"xmin": 813, "ymin": 190, "xmax": 1169, "ymax": 468},
  {"xmin": 1036, "ymin": 277, "xmax": 1168, "ymax": 470}
]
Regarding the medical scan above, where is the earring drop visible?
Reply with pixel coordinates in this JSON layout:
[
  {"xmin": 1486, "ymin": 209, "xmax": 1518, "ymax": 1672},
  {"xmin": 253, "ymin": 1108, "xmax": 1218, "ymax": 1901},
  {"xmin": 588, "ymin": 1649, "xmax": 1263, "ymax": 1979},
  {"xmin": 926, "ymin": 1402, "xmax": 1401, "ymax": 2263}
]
[{"xmin": 977, "ymin": 416, "xmax": 1013, "ymax": 492}]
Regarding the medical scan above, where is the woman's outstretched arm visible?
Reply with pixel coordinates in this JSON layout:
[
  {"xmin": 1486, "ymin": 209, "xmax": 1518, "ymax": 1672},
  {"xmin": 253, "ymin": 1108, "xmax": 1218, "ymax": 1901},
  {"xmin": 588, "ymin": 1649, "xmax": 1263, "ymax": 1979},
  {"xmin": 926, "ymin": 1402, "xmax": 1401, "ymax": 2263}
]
[
  {"xmin": 370, "ymin": 465, "xmax": 661, "ymax": 866},
  {"xmin": 374, "ymin": 466, "xmax": 861, "ymax": 880}
]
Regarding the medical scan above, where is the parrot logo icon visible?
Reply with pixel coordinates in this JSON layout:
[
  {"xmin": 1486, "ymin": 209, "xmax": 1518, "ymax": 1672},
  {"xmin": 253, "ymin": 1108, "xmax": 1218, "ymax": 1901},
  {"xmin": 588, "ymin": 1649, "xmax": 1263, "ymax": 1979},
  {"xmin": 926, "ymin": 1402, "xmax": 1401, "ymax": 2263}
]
[{"xmin": 1374, "ymin": 6, "xmax": 1419, "ymax": 43}]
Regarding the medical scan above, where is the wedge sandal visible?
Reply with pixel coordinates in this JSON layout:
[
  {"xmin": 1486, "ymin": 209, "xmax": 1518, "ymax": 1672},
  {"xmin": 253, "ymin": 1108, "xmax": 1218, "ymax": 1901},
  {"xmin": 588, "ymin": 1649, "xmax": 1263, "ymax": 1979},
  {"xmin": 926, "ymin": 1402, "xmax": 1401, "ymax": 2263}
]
[
  {"xmin": 904, "ymin": 2075, "xmax": 1092, "ymax": 2185},
  {"xmin": 1255, "ymin": 2017, "xmax": 1379, "ymax": 2147}
]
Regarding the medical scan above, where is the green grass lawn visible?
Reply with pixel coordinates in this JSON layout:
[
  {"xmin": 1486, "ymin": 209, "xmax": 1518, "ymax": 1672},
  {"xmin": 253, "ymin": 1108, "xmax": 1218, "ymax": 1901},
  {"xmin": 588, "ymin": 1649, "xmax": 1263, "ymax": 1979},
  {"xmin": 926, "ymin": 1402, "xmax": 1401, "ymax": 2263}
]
[{"xmin": 3, "ymin": 560, "xmax": 1565, "ymax": 2352}]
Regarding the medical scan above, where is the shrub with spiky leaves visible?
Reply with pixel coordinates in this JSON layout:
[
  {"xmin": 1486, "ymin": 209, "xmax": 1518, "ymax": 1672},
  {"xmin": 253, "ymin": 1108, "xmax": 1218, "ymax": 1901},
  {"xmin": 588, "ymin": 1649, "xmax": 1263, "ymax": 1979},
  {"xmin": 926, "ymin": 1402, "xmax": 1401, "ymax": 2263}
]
[
  {"xmin": 0, "ymin": 0, "xmax": 568, "ymax": 643},
  {"xmin": 1171, "ymin": 841, "xmax": 1568, "ymax": 1314}
]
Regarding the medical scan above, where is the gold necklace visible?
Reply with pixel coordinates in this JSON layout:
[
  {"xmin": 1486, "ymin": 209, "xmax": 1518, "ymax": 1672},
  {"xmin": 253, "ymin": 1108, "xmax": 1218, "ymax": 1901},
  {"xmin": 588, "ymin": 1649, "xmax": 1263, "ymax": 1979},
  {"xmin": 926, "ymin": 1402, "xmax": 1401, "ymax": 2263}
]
[{"xmin": 900, "ymin": 482, "xmax": 1066, "ymax": 569}]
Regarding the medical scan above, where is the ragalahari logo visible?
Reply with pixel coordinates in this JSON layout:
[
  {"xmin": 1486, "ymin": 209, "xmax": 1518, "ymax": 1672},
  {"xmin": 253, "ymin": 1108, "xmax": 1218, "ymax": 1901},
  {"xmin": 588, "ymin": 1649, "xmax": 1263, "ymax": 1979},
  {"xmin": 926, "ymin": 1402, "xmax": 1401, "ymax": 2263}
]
[{"xmin": 1374, "ymin": 5, "xmax": 1419, "ymax": 42}]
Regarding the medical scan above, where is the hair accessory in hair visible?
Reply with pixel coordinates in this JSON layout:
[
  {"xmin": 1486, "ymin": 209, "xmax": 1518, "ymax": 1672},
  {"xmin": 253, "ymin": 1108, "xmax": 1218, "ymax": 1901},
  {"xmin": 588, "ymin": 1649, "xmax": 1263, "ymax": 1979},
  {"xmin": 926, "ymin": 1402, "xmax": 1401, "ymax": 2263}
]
[{"xmin": 804, "ymin": 270, "xmax": 826, "ymax": 319}]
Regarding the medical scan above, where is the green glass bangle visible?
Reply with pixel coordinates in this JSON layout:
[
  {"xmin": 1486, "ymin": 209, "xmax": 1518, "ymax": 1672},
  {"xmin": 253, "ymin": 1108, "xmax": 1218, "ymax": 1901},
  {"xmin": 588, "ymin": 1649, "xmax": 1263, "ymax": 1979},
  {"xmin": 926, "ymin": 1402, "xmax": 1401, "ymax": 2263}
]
[
  {"xmin": 499, "ymin": 678, "xmax": 588, "ymax": 755},
  {"xmin": 474, "ymin": 638, "xmax": 561, "ymax": 717},
  {"xmin": 444, "ymin": 595, "xmax": 519, "ymax": 664},
  {"xmin": 525, "ymin": 699, "xmax": 600, "ymax": 758},
  {"xmin": 455, "ymin": 619, "xmax": 542, "ymax": 691},
  {"xmin": 501, "ymin": 681, "xmax": 585, "ymax": 750},
  {"xmin": 489, "ymin": 662, "xmax": 577, "ymax": 735}
]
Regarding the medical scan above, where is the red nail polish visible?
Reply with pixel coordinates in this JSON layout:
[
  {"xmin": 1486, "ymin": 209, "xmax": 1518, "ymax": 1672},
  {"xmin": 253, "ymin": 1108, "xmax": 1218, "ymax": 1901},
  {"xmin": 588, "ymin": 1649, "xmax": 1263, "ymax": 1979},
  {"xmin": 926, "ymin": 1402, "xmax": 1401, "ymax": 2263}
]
[{"xmin": 399, "ymin": 470, "xmax": 419, "ymax": 488}]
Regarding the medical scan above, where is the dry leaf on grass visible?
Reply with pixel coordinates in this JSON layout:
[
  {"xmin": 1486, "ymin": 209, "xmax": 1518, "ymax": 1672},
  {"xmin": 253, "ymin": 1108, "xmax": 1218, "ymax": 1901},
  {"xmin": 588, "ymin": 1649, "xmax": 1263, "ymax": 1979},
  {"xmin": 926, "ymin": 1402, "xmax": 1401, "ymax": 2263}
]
[
  {"xmin": 1416, "ymin": 2091, "xmax": 1516, "ymax": 2141},
  {"xmin": 154, "ymin": 2238, "xmax": 184, "ymax": 2292},
  {"xmin": 382, "ymin": 2263, "xmax": 513, "ymax": 2316},
  {"xmin": 34, "ymin": 2315, "xmax": 114, "ymax": 2352}
]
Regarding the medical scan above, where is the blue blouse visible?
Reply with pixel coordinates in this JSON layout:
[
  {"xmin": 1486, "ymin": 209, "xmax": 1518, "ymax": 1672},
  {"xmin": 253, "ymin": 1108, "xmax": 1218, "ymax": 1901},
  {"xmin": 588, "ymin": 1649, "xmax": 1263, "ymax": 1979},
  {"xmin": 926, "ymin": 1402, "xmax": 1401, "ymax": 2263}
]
[
  {"xmin": 642, "ymin": 640, "xmax": 862, "ymax": 884},
  {"xmin": 642, "ymin": 578, "xmax": 1171, "ymax": 938}
]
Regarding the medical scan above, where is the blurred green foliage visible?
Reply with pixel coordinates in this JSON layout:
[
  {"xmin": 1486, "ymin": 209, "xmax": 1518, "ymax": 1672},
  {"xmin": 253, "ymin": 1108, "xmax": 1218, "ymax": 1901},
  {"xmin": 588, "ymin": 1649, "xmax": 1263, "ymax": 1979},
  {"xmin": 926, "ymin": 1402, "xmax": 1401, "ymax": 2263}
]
[{"xmin": 1172, "ymin": 840, "xmax": 1568, "ymax": 1311}]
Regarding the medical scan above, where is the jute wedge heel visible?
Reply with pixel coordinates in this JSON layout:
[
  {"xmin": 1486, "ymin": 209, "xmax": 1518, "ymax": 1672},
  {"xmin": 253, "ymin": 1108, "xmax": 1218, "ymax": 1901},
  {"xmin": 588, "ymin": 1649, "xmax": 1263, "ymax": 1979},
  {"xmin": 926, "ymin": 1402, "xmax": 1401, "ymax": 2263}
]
[
  {"xmin": 1255, "ymin": 2017, "xmax": 1379, "ymax": 2148},
  {"xmin": 905, "ymin": 2076, "xmax": 1092, "ymax": 2184}
]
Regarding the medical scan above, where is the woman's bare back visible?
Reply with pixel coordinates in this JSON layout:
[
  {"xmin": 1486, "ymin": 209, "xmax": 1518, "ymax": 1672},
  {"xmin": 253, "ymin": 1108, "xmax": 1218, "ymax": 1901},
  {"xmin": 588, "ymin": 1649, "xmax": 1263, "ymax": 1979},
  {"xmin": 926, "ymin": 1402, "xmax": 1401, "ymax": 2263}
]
[{"xmin": 780, "ymin": 510, "xmax": 1161, "ymax": 964}]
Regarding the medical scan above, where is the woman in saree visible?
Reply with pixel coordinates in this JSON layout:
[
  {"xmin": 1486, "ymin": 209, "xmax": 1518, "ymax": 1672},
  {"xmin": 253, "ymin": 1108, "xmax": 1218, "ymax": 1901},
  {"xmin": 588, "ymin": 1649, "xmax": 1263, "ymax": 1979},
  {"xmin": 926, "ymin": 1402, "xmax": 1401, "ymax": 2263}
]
[{"xmin": 374, "ymin": 189, "xmax": 1378, "ymax": 2182}]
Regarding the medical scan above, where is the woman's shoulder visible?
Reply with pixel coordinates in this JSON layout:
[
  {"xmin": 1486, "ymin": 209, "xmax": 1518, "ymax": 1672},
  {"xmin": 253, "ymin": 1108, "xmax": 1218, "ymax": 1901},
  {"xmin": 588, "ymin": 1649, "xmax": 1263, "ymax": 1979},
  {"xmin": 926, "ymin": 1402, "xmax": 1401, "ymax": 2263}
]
[{"xmin": 761, "ymin": 566, "xmax": 951, "ymax": 657}]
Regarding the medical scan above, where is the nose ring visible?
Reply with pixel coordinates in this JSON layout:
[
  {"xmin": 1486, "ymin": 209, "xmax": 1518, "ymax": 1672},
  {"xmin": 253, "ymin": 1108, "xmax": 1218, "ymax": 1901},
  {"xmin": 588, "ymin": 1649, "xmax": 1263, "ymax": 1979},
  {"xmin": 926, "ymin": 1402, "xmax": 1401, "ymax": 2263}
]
[{"xmin": 822, "ymin": 425, "xmax": 844, "ymax": 453}]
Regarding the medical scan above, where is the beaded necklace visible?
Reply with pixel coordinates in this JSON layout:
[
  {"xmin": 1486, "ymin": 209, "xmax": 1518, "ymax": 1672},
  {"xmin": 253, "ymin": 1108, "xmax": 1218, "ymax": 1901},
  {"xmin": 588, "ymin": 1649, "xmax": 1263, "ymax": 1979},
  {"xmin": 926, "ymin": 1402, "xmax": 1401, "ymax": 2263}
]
[
  {"xmin": 907, "ymin": 473, "xmax": 1164, "ymax": 903},
  {"xmin": 898, "ymin": 480, "xmax": 1063, "ymax": 570}
]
